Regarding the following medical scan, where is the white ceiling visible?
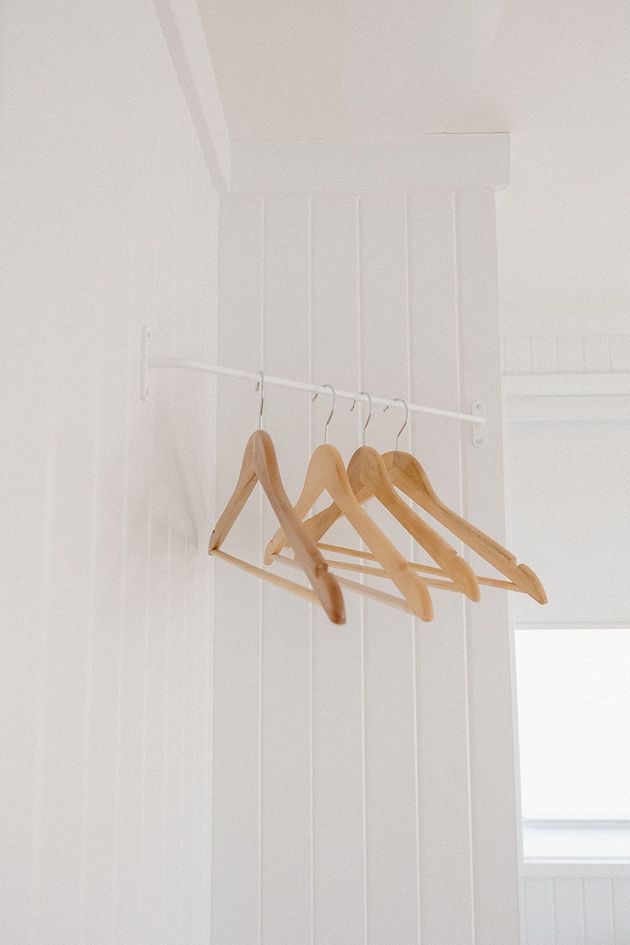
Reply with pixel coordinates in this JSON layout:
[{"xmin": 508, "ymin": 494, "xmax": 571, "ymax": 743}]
[{"xmin": 198, "ymin": 0, "xmax": 630, "ymax": 333}]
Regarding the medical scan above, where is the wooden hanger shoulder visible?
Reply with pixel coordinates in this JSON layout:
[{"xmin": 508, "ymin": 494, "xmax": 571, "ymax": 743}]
[
  {"xmin": 265, "ymin": 443, "xmax": 433, "ymax": 621},
  {"xmin": 347, "ymin": 448, "xmax": 479, "ymax": 601},
  {"xmin": 274, "ymin": 446, "xmax": 479, "ymax": 601},
  {"xmin": 382, "ymin": 449, "xmax": 547, "ymax": 604}
]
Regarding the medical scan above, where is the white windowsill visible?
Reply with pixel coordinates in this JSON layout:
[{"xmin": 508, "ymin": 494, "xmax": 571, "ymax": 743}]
[{"xmin": 522, "ymin": 819, "xmax": 630, "ymax": 876}]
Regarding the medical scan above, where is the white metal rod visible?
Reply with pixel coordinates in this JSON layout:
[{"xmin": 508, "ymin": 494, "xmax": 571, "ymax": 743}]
[{"xmin": 147, "ymin": 357, "xmax": 485, "ymax": 425}]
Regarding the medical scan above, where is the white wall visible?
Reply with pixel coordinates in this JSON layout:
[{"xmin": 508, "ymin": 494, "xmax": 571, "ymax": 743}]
[
  {"xmin": 502, "ymin": 332, "xmax": 630, "ymax": 944},
  {"xmin": 212, "ymin": 172, "xmax": 522, "ymax": 943},
  {"xmin": 0, "ymin": 2, "xmax": 219, "ymax": 942},
  {"xmin": 502, "ymin": 333, "xmax": 630, "ymax": 625},
  {"xmin": 0, "ymin": 6, "xmax": 537, "ymax": 942}
]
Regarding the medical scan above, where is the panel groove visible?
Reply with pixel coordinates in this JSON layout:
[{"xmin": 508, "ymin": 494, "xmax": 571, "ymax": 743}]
[
  {"xmin": 78, "ymin": 345, "xmax": 104, "ymax": 938},
  {"xmin": 404, "ymin": 193, "xmax": 423, "ymax": 945},
  {"xmin": 452, "ymin": 192, "xmax": 477, "ymax": 944},
  {"xmin": 355, "ymin": 194, "xmax": 370, "ymax": 945},
  {"xmin": 258, "ymin": 194, "xmax": 266, "ymax": 945},
  {"xmin": 110, "ymin": 326, "xmax": 133, "ymax": 945},
  {"xmin": 307, "ymin": 195, "xmax": 316, "ymax": 945},
  {"xmin": 28, "ymin": 393, "xmax": 57, "ymax": 943}
]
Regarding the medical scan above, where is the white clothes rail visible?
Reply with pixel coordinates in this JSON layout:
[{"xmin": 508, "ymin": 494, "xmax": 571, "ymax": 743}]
[{"xmin": 140, "ymin": 326, "xmax": 486, "ymax": 427}]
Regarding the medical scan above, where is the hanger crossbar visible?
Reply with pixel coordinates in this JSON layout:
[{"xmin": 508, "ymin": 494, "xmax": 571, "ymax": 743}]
[{"xmin": 317, "ymin": 542, "xmax": 527, "ymax": 593}]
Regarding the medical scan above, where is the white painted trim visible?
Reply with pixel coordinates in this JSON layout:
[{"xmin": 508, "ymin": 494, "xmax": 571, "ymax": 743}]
[
  {"xmin": 505, "ymin": 395, "xmax": 630, "ymax": 421},
  {"xmin": 525, "ymin": 819, "xmax": 630, "ymax": 830},
  {"xmin": 457, "ymin": 190, "xmax": 522, "ymax": 943},
  {"xmin": 515, "ymin": 622, "xmax": 630, "ymax": 631},
  {"xmin": 151, "ymin": 0, "xmax": 230, "ymax": 192},
  {"xmin": 522, "ymin": 862, "xmax": 630, "ymax": 877},
  {"xmin": 229, "ymin": 134, "xmax": 510, "ymax": 194},
  {"xmin": 503, "ymin": 372, "xmax": 630, "ymax": 421},
  {"xmin": 522, "ymin": 820, "xmax": 630, "ymax": 868},
  {"xmin": 503, "ymin": 373, "xmax": 630, "ymax": 397},
  {"xmin": 500, "ymin": 305, "xmax": 630, "ymax": 336}
]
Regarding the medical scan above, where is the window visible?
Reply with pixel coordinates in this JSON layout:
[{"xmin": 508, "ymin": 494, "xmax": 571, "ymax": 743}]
[{"xmin": 515, "ymin": 627, "xmax": 630, "ymax": 860}]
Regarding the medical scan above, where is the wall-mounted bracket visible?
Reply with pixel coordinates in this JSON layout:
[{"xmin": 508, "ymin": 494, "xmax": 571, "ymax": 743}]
[{"xmin": 471, "ymin": 401, "xmax": 486, "ymax": 447}]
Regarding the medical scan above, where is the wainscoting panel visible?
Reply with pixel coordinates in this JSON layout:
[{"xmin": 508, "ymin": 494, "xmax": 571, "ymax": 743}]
[
  {"xmin": 523, "ymin": 874, "xmax": 630, "ymax": 945},
  {"xmin": 1, "ymin": 2, "xmax": 219, "ymax": 942},
  {"xmin": 214, "ymin": 184, "xmax": 520, "ymax": 945},
  {"xmin": 502, "ymin": 333, "xmax": 630, "ymax": 375}
]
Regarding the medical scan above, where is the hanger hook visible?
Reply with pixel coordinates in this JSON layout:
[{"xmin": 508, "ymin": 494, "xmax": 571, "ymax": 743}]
[
  {"xmin": 255, "ymin": 370, "xmax": 264, "ymax": 430},
  {"xmin": 350, "ymin": 391, "xmax": 372, "ymax": 445},
  {"xmin": 383, "ymin": 397, "xmax": 409, "ymax": 451},
  {"xmin": 311, "ymin": 384, "xmax": 336, "ymax": 444}
]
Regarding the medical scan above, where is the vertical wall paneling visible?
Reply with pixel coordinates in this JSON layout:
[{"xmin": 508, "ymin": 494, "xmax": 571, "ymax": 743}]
[
  {"xmin": 7, "ymin": 0, "xmax": 629, "ymax": 934},
  {"xmin": 360, "ymin": 193, "xmax": 419, "ymax": 945},
  {"xmin": 583, "ymin": 335, "xmax": 612, "ymax": 372},
  {"xmin": 215, "ymin": 171, "xmax": 516, "ymax": 942},
  {"xmin": 611, "ymin": 335, "xmax": 630, "ymax": 371},
  {"xmin": 260, "ymin": 195, "xmax": 312, "ymax": 945},
  {"xmin": 458, "ymin": 191, "xmax": 522, "ymax": 945},
  {"xmin": 408, "ymin": 192, "xmax": 475, "ymax": 945},
  {"xmin": 502, "ymin": 332, "xmax": 630, "ymax": 375},
  {"xmin": 613, "ymin": 879, "xmax": 630, "ymax": 945},
  {"xmin": 522, "ymin": 874, "xmax": 630, "ymax": 944},
  {"xmin": 523, "ymin": 878, "xmax": 556, "ymax": 945},
  {"xmin": 556, "ymin": 335, "xmax": 584, "ymax": 373},
  {"xmin": 212, "ymin": 196, "xmax": 263, "ymax": 945},
  {"xmin": 584, "ymin": 878, "xmax": 615, "ymax": 945},
  {"xmin": 530, "ymin": 336, "xmax": 559, "ymax": 374},
  {"xmin": 310, "ymin": 194, "xmax": 367, "ymax": 945},
  {"xmin": 553, "ymin": 878, "xmax": 586, "ymax": 945},
  {"xmin": 0, "ymin": 0, "xmax": 219, "ymax": 942}
]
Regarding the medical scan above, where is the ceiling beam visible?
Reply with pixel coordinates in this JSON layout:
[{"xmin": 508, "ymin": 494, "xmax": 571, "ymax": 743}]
[{"xmin": 152, "ymin": 0, "xmax": 230, "ymax": 193}]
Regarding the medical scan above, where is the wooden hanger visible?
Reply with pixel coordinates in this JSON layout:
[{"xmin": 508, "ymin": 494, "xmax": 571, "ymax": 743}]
[
  {"xmin": 314, "ymin": 542, "xmax": 533, "ymax": 595},
  {"xmin": 263, "ymin": 442, "xmax": 434, "ymax": 621},
  {"xmin": 379, "ymin": 448, "xmax": 547, "ymax": 603},
  {"xmin": 209, "ymin": 426, "xmax": 346, "ymax": 624},
  {"xmin": 294, "ymin": 397, "xmax": 546, "ymax": 604},
  {"xmin": 273, "ymin": 552, "xmax": 424, "ymax": 614},
  {"xmin": 267, "ymin": 392, "xmax": 478, "ymax": 600},
  {"xmin": 321, "ymin": 396, "xmax": 545, "ymax": 602},
  {"xmin": 267, "ymin": 445, "xmax": 480, "ymax": 600}
]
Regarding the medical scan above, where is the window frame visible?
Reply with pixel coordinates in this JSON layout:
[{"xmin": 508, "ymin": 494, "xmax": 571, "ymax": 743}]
[{"xmin": 515, "ymin": 620, "xmax": 630, "ymax": 870}]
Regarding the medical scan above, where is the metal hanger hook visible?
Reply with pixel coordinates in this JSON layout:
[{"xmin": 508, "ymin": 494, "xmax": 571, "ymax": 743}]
[
  {"xmin": 255, "ymin": 370, "xmax": 264, "ymax": 429},
  {"xmin": 350, "ymin": 391, "xmax": 372, "ymax": 445},
  {"xmin": 383, "ymin": 397, "xmax": 409, "ymax": 451},
  {"xmin": 311, "ymin": 384, "xmax": 336, "ymax": 444}
]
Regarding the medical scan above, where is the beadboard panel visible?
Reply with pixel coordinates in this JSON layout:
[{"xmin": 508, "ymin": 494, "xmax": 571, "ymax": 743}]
[
  {"xmin": 310, "ymin": 195, "xmax": 371, "ymax": 945},
  {"xmin": 523, "ymin": 876, "xmax": 630, "ymax": 945},
  {"xmin": 215, "ymin": 189, "xmax": 520, "ymax": 944},
  {"xmin": 502, "ymin": 334, "xmax": 630, "ymax": 375},
  {"xmin": 0, "ymin": 2, "xmax": 219, "ymax": 943}
]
